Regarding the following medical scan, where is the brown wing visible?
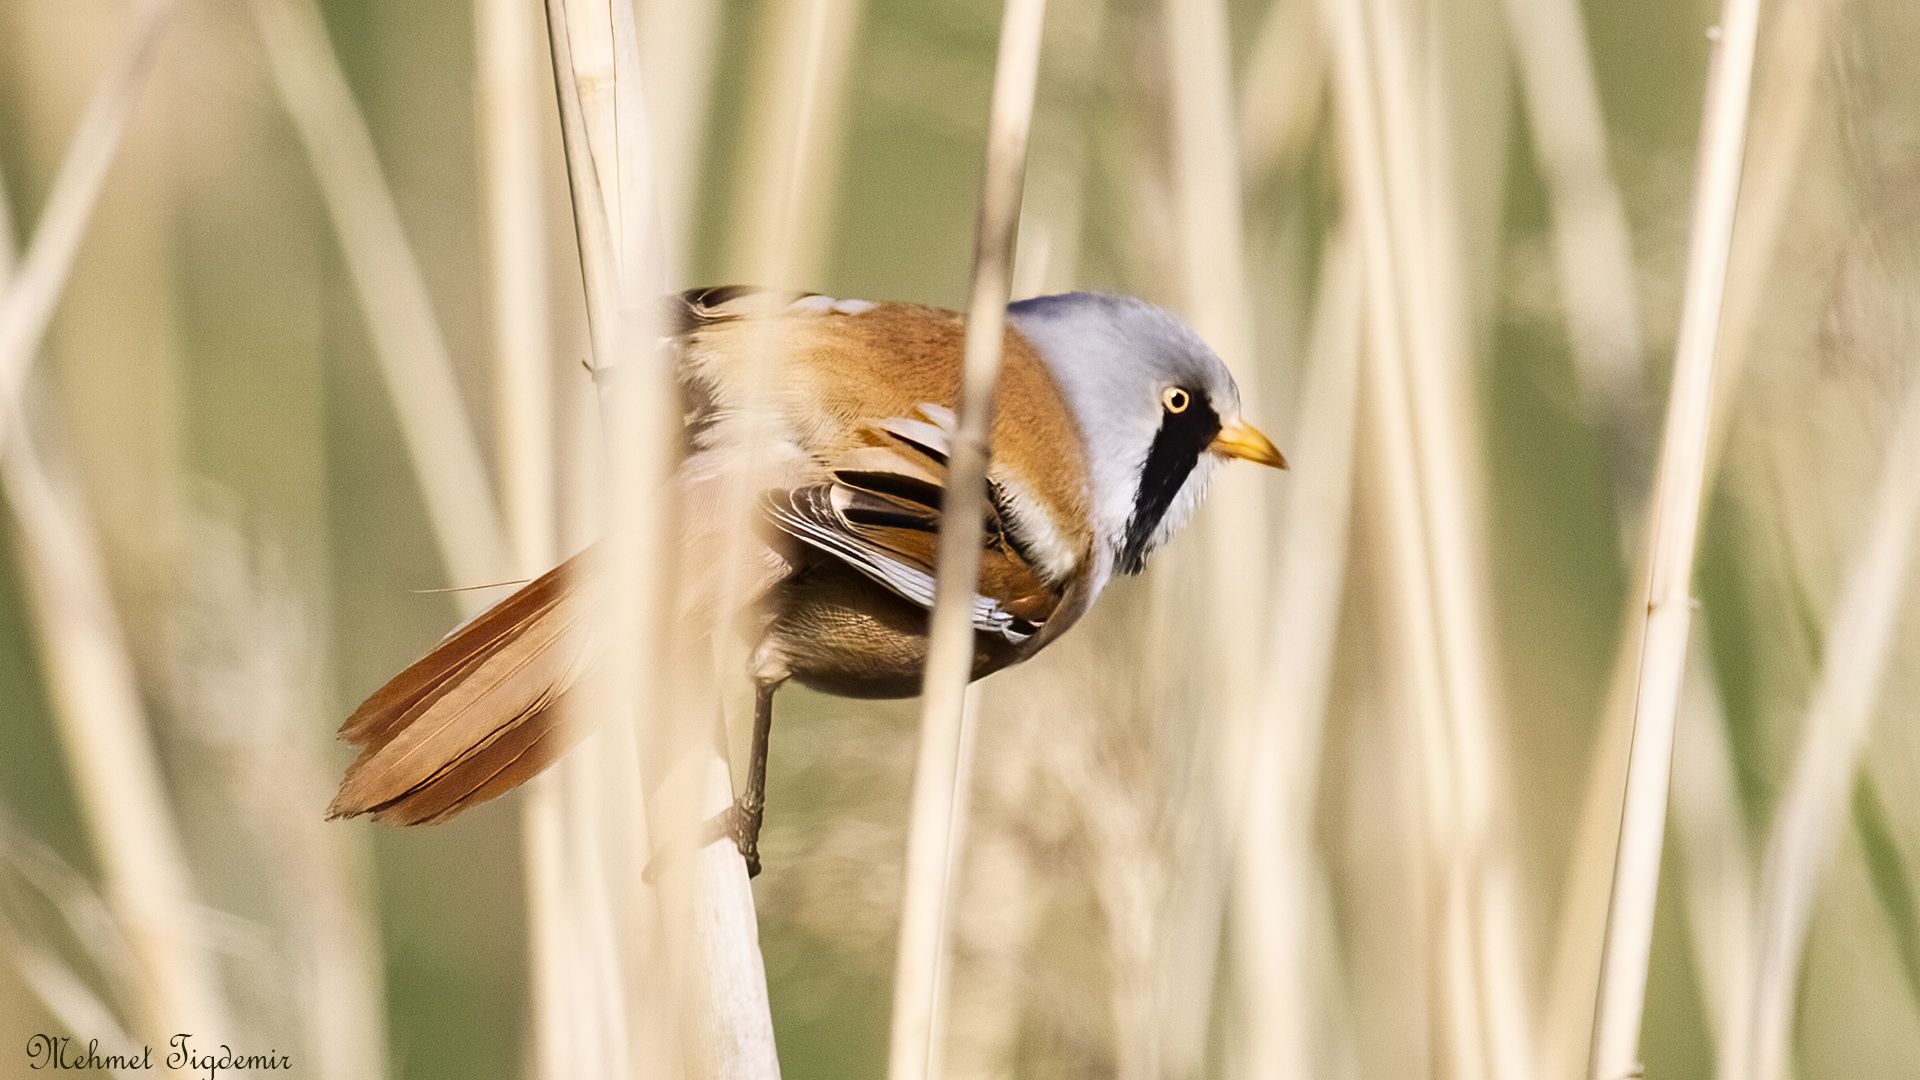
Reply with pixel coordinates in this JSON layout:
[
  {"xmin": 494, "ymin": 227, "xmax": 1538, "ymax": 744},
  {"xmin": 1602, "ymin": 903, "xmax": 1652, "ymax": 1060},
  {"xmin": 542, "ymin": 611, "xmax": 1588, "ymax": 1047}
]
[
  {"xmin": 330, "ymin": 553, "xmax": 594, "ymax": 825},
  {"xmin": 763, "ymin": 418, "xmax": 1066, "ymax": 640}
]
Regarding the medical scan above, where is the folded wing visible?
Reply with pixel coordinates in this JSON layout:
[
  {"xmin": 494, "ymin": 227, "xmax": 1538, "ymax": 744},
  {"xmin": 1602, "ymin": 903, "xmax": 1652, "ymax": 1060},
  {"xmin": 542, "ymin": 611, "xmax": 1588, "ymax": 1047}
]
[{"xmin": 762, "ymin": 407, "xmax": 1063, "ymax": 644}]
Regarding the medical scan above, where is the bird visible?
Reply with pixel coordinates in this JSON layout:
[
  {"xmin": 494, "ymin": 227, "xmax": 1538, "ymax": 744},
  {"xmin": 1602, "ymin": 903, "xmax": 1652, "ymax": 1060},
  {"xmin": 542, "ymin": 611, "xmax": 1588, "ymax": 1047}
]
[{"xmin": 327, "ymin": 286, "xmax": 1284, "ymax": 875}]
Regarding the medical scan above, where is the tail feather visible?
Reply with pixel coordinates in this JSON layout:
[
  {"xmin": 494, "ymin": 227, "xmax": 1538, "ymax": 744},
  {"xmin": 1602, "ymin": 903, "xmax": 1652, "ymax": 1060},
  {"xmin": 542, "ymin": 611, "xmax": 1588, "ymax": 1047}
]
[{"xmin": 331, "ymin": 553, "xmax": 593, "ymax": 823}]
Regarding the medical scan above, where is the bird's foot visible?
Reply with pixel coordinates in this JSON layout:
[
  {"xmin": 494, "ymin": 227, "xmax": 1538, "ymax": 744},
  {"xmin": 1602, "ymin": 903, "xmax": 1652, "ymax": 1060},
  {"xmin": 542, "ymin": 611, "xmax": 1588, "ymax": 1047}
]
[{"xmin": 700, "ymin": 794, "xmax": 764, "ymax": 878}]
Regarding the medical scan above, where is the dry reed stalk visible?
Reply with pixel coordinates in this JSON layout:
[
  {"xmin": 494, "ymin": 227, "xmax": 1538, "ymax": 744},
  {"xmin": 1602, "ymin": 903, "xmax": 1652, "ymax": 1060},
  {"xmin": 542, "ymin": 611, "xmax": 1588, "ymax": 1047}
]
[
  {"xmin": 0, "ymin": 421, "xmax": 231, "ymax": 1042},
  {"xmin": 0, "ymin": 0, "xmax": 176, "ymax": 438},
  {"xmin": 1500, "ymin": 0, "xmax": 1650, "ymax": 513},
  {"xmin": 1159, "ymin": 0, "xmax": 1276, "ymax": 1069},
  {"xmin": 1737, "ymin": 352, "xmax": 1920, "ymax": 1080},
  {"xmin": 706, "ymin": 0, "xmax": 863, "ymax": 790},
  {"xmin": 635, "ymin": 0, "xmax": 722, "ymax": 276},
  {"xmin": 1709, "ymin": 0, "xmax": 1837, "ymax": 469},
  {"xmin": 1317, "ymin": 0, "xmax": 1454, "ymax": 1068},
  {"xmin": 541, "ymin": 5, "xmax": 666, "ymax": 1078},
  {"xmin": 724, "ymin": 0, "xmax": 863, "ymax": 290},
  {"xmin": 0, "ymin": 5, "xmax": 232, "ymax": 1041},
  {"xmin": 546, "ymin": 1, "xmax": 780, "ymax": 1074},
  {"xmin": 886, "ymin": 1, "xmax": 1047, "ymax": 1077},
  {"xmin": 1535, "ymin": 4, "xmax": 1827, "ymax": 1061},
  {"xmin": 480, "ymin": 0, "xmax": 557, "ymax": 577},
  {"xmin": 1668, "ymin": 631, "xmax": 1755, "ymax": 1070},
  {"xmin": 1321, "ymin": 0, "xmax": 1531, "ymax": 1073},
  {"xmin": 1541, "ymin": 12, "xmax": 1832, "ymax": 1056},
  {"xmin": 247, "ymin": 0, "xmax": 512, "ymax": 603},
  {"xmin": 1008, "ymin": 0, "xmax": 1107, "ymax": 300},
  {"xmin": 943, "ymin": 2, "xmax": 1109, "ymax": 1067},
  {"xmin": 1586, "ymin": 2, "xmax": 1763, "ymax": 1077},
  {"xmin": 1229, "ymin": 227, "xmax": 1362, "ymax": 1080},
  {"xmin": 536, "ymin": 14, "xmax": 642, "ymax": 1072},
  {"xmin": 1366, "ymin": 3, "xmax": 1536, "ymax": 1071},
  {"xmin": 474, "ymin": 0, "xmax": 569, "ymax": 1074},
  {"xmin": 1236, "ymin": 0, "xmax": 1324, "ymax": 193}
]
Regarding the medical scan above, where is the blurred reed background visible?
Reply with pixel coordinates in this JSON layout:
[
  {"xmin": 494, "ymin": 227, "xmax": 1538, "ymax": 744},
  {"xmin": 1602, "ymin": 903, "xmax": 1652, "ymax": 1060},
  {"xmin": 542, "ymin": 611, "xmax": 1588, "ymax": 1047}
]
[{"xmin": 1, "ymin": 0, "xmax": 1918, "ymax": 1077}]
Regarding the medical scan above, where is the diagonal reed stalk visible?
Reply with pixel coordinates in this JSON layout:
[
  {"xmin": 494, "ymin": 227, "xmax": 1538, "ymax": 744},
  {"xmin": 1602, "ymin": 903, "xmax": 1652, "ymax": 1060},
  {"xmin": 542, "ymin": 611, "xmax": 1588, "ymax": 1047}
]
[
  {"xmin": 887, "ymin": 2, "xmax": 1047, "ymax": 1077},
  {"xmin": 0, "ymin": 398, "xmax": 233, "ymax": 1043},
  {"xmin": 1737, "ymin": 353, "xmax": 1920, "ymax": 1080},
  {"xmin": 1540, "ymin": 2, "xmax": 1832, "ymax": 1072},
  {"xmin": 0, "ymin": 1, "xmax": 237, "ymax": 1042},
  {"xmin": 0, "ymin": 0, "xmax": 177, "ymax": 441},
  {"xmin": 1229, "ymin": 226, "xmax": 1362, "ymax": 1080},
  {"xmin": 1585, "ymin": 1, "xmax": 1763, "ymax": 1077},
  {"xmin": 1500, "ymin": 0, "xmax": 1650, "ymax": 516},
  {"xmin": 247, "ymin": 0, "xmax": 512, "ymax": 604}
]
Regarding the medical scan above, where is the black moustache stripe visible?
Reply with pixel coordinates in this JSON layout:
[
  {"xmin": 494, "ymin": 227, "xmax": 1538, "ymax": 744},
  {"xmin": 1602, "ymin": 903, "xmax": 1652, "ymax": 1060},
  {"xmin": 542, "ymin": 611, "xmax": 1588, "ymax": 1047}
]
[{"xmin": 1118, "ymin": 397, "xmax": 1220, "ymax": 574}]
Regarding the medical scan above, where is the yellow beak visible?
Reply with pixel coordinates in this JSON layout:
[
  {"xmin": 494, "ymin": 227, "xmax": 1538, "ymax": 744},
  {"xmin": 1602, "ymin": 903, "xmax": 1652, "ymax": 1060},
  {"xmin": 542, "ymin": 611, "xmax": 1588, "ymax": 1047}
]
[{"xmin": 1210, "ymin": 419, "xmax": 1287, "ymax": 469}]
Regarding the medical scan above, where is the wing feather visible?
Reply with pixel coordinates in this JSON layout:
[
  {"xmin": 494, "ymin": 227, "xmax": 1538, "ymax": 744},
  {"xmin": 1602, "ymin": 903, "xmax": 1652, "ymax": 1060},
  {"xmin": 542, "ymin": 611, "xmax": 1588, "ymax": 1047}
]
[{"xmin": 762, "ymin": 415, "xmax": 1063, "ymax": 642}]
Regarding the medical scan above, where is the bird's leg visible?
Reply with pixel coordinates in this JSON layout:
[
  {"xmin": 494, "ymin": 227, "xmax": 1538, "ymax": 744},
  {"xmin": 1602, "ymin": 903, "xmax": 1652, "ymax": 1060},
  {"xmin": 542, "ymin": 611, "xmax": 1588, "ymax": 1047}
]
[{"xmin": 703, "ymin": 680, "xmax": 778, "ymax": 877}]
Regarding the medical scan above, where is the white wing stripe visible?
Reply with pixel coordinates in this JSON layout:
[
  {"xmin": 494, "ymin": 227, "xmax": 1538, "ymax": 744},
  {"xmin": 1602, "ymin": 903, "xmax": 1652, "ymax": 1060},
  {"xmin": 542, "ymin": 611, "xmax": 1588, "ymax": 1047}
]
[{"xmin": 765, "ymin": 494, "xmax": 1035, "ymax": 643}]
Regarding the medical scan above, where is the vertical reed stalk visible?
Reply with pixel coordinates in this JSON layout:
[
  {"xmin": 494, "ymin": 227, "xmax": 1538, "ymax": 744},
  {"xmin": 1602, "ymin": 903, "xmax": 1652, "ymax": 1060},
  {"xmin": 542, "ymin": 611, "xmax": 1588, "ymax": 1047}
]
[
  {"xmin": 1586, "ymin": 2, "xmax": 1762, "ymax": 1077},
  {"xmin": 1739, "ymin": 354, "xmax": 1920, "ymax": 1080},
  {"xmin": 248, "ymin": 0, "xmax": 512, "ymax": 601},
  {"xmin": 1321, "ymin": 0, "xmax": 1529, "ymax": 1073},
  {"xmin": 480, "ymin": 0, "xmax": 556, "ymax": 577},
  {"xmin": 635, "ymin": 0, "xmax": 721, "ymax": 274},
  {"xmin": 546, "ymin": 1, "xmax": 781, "ymax": 1074},
  {"xmin": 1161, "ymin": 0, "xmax": 1271, "ymax": 1068},
  {"xmin": 1366, "ymin": 3, "xmax": 1534, "ymax": 1071},
  {"xmin": 887, "ymin": 2, "xmax": 1047, "ymax": 1077},
  {"xmin": 475, "ymin": 0, "xmax": 565, "ymax": 1075},
  {"xmin": 709, "ymin": 0, "xmax": 862, "ymax": 793},
  {"xmin": 725, "ymin": 0, "xmax": 863, "ymax": 290},
  {"xmin": 1668, "ymin": 631, "xmax": 1755, "ymax": 1071},
  {"xmin": 1229, "ymin": 227, "xmax": 1362, "ymax": 1080},
  {"xmin": 1236, "ymin": 0, "xmax": 1324, "ymax": 191},
  {"xmin": 1318, "ymin": 2, "xmax": 1451, "ymax": 1069}
]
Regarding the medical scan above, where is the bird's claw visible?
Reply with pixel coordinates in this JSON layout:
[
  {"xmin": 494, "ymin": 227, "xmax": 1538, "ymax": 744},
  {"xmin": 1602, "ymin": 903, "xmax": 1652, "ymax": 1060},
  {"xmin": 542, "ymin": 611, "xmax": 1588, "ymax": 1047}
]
[{"xmin": 701, "ymin": 795, "xmax": 764, "ymax": 878}]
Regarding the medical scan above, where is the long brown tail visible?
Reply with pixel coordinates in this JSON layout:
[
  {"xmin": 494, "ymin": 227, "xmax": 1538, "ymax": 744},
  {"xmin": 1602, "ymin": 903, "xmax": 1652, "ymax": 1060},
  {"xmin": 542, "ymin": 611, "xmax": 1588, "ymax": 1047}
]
[{"xmin": 330, "ymin": 552, "xmax": 593, "ymax": 825}]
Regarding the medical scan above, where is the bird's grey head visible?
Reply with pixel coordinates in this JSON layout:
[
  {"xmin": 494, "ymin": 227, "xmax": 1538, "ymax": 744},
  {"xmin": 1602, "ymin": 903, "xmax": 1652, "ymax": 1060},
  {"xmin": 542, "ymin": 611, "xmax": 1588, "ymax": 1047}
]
[{"xmin": 1009, "ymin": 292, "xmax": 1267, "ymax": 580}]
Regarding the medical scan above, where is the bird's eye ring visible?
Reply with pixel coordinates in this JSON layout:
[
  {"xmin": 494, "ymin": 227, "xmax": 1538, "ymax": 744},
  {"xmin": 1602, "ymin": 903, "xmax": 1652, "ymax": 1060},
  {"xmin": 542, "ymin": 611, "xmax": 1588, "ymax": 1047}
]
[{"xmin": 1162, "ymin": 387, "xmax": 1191, "ymax": 413}]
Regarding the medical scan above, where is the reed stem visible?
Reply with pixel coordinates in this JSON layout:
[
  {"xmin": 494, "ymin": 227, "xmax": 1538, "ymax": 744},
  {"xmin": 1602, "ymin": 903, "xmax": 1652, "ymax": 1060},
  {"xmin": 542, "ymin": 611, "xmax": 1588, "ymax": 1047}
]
[
  {"xmin": 1229, "ymin": 227, "xmax": 1362, "ymax": 1080},
  {"xmin": 1740, "ymin": 348, "xmax": 1920, "ymax": 1080},
  {"xmin": 248, "ymin": 0, "xmax": 512, "ymax": 602},
  {"xmin": 1587, "ymin": 3, "xmax": 1763, "ymax": 1077},
  {"xmin": 887, "ymin": 2, "xmax": 1047, "ymax": 1077},
  {"xmin": 0, "ymin": 0, "xmax": 177, "ymax": 439}
]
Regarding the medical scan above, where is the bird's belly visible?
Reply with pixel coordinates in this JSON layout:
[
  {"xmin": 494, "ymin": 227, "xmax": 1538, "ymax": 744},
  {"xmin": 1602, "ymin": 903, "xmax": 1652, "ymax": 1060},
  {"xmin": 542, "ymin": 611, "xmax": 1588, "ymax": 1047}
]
[{"xmin": 762, "ymin": 557, "xmax": 1025, "ymax": 699}]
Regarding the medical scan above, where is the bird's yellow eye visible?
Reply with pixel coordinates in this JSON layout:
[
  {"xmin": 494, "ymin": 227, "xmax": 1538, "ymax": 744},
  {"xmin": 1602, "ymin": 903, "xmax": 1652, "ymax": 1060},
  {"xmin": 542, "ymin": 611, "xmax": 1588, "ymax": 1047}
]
[{"xmin": 1162, "ymin": 387, "xmax": 1191, "ymax": 413}]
